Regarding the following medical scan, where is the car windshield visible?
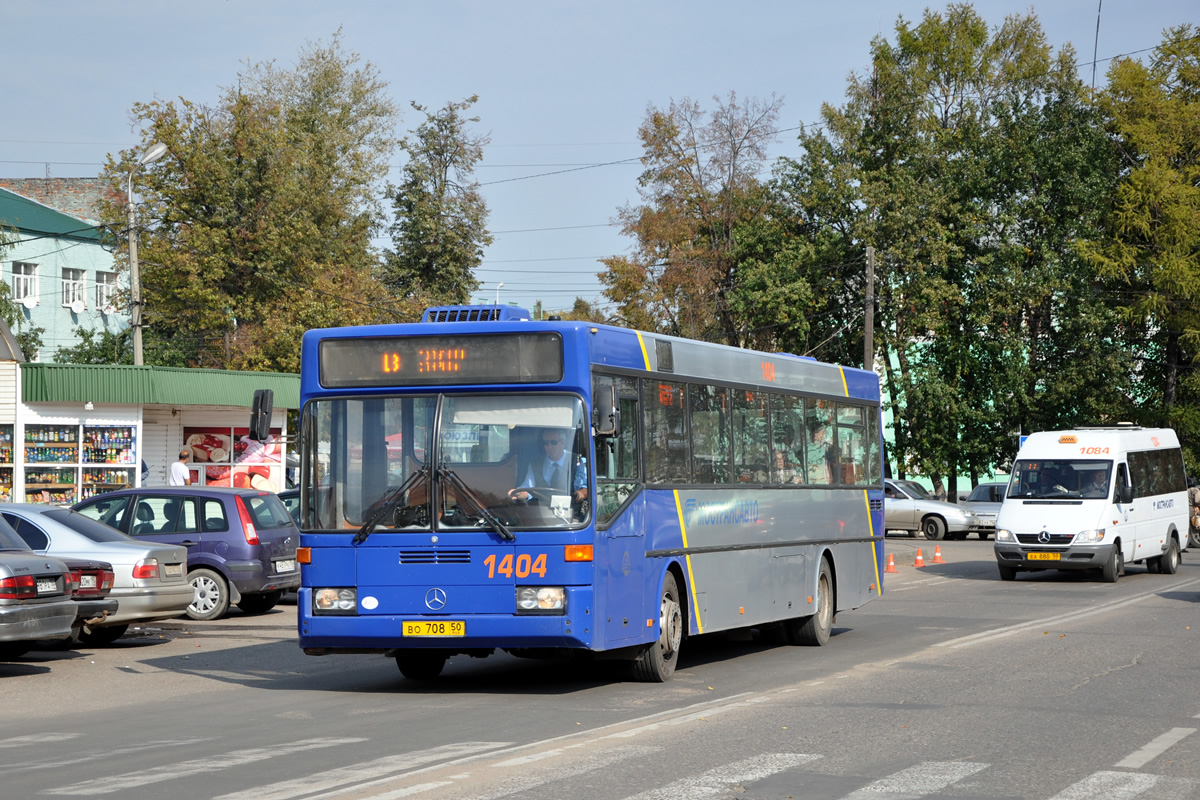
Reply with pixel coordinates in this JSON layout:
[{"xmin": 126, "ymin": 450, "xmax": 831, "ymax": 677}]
[
  {"xmin": 302, "ymin": 393, "xmax": 591, "ymax": 532},
  {"xmin": 44, "ymin": 508, "xmax": 137, "ymax": 542},
  {"xmin": 1008, "ymin": 460, "xmax": 1112, "ymax": 500}
]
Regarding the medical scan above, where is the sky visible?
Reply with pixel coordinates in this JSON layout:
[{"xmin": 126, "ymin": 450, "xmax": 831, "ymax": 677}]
[{"xmin": 1, "ymin": 1, "xmax": 1194, "ymax": 315}]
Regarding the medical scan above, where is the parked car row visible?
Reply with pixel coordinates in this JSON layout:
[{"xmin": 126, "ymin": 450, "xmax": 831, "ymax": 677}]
[
  {"xmin": 0, "ymin": 485, "xmax": 300, "ymax": 660},
  {"xmin": 883, "ymin": 478, "xmax": 1007, "ymax": 540}
]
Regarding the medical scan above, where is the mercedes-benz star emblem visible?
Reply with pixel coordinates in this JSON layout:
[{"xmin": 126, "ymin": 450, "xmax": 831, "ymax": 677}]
[
  {"xmin": 1038, "ymin": 532, "xmax": 1051, "ymax": 543},
  {"xmin": 425, "ymin": 588, "xmax": 447, "ymax": 611}
]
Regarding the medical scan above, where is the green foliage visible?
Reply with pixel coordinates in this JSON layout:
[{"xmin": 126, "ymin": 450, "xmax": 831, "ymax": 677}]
[
  {"xmin": 99, "ymin": 30, "xmax": 399, "ymax": 372},
  {"xmin": 382, "ymin": 96, "xmax": 491, "ymax": 304},
  {"xmin": 54, "ymin": 327, "xmax": 133, "ymax": 365},
  {"xmin": 0, "ymin": 278, "xmax": 44, "ymax": 362}
]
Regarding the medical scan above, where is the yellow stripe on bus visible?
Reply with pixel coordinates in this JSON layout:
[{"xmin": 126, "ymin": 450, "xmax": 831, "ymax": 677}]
[
  {"xmin": 864, "ymin": 489, "xmax": 882, "ymax": 595},
  {"xmin": 838, "ymin": 366, "xmax": 849, "ymax": 397},
  {"xmin": 636, "ymin": 332, "xmax": 651, "ymax": 371},
  {"xmin": 673, "ymin": 490, "xmax": 704, "ymax": 634}
]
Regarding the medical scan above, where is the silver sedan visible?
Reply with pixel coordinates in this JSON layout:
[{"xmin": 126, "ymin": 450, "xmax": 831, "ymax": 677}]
[
  {"xmin": 883, "ymin": 479, "xmax": 979, "ymax": 540},
  {"xmin": 1, "ymin": 505, "xmax": 193, "ymax": 646}
]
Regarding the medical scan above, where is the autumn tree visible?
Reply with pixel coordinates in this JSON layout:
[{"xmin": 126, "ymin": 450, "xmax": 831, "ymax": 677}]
[
  {"xmin": 382, "ymin": 96, "xmax": 491, "ymax": 305},
  {"xmin": 600, "ymin": 93, "xmax": 783, "ymax": 345},
  {"xmin": 101, "ymin": 31, "xmax": 399, "ymax": 372}
]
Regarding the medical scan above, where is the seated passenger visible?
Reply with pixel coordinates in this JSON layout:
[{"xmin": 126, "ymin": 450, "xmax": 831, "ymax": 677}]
[{"xmin": 1083, "ymin": 469, "xmax": 1109, "ymax": 498}]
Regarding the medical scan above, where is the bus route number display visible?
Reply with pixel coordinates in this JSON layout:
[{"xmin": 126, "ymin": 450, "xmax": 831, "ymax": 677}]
[{"xmin": 319, "ymin": 332, "xmax": 563, "ymax": 387}]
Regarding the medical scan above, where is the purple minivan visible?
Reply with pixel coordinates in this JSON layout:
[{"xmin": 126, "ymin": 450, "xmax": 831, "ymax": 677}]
[{"xmin": 73, "ymin": 487, "xmax": 299, "ymax": 620}]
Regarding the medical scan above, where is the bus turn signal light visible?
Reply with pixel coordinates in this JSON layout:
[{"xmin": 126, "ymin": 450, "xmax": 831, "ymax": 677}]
[
  {"xmin": 564, "ymin": 545, "xmax": 593, "ymax": 562},
  {"xmin": 297, "ymin": 547, "xmax": 311, "ymax": 565}
]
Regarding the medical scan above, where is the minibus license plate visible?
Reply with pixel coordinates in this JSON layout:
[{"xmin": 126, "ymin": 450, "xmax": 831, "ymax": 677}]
[
  {"xmin": 1027, "ymin": 552, "xmax": 1061, "ymax": 561},
  {"xmin": 403, "ymin": 620, "xmax": 465, "ymax": 637}
]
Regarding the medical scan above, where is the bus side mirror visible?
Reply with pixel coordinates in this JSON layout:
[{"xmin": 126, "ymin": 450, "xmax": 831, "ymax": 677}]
[
  {"xmin": 593, "ymin": 385, "xmax": 620, "ymax": 437},
  {"xmin": 249, "ymin": 389, "xmax": 274, "ymax": 441}
]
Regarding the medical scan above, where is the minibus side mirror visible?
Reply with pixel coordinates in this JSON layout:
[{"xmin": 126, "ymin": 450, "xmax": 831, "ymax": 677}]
[
  {"xmin": 593, "ymin": 384, "xmax": 620, "ymax": 437},
  {"xmin": 1118, "ymin": 484, "xmax": 1133, "ymax": 504}
]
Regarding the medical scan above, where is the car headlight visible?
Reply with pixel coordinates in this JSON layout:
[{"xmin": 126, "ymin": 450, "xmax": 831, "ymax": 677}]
[
  {"xmin": 996, "ymin": 528, "xmax": 1015, "ymax": 542},
  {"xmin": 516, "ymin": 586, "xmax": 565, "ymax": 614},
  {"xmin": 1074, "ymin": 529, "xmax": 1106, "ymax": 544},
  {"xmin": 314, "ymin": 587, "xmax": 357, "ymax": 614}
]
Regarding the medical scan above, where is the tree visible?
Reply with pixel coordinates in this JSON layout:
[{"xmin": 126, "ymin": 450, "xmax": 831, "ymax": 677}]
[
  {"xmin": 382, "ymin": 96, "xmax": 491, "ymax": 305},
  {"xmin": 55, "ymin": 327, "xmax": 133, "ymax": 365},
  {"xmin": 100, "ymin": 31, "xmax": 399, "ymax": 372},
  {"xmin": 600, "ymin": 93, "xmax": 783, "ymax": 345},
  {"xmin": 1080, "ymin": 25, "xmax": 1200, "ymax": 463}
]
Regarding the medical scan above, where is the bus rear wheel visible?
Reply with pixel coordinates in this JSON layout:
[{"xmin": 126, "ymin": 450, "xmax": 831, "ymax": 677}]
[
  {"xmin": 785, "ymin": 560, "xmax": 833, "ymax": 646},
  {"xmin": 395, "ymin": 651, "xmax": 447, "ymax": 680},
  {"xmin": 632, "ymin": 573, "xmax": 683, "ymax": 682}
]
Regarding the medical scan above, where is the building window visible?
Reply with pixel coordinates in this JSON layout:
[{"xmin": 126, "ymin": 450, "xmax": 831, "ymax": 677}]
[
  {"xmin": 62, "ymin": 268, "xmax": 85, "ymax": 307},
  {"xmin": 96, "ymin": 271, "xmax": 117, "ymax": 311},
  {"xmin": 12, "ymin": 262, "xmax": 37, "ymax": 303}
]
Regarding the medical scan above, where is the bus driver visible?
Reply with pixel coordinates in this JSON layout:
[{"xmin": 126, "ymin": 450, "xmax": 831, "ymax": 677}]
[{"xmin": 508, "ymin": 428, "xmax": 588, "ymax": 505}]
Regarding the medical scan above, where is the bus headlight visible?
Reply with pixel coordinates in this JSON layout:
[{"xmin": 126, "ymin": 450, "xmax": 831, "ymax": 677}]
[
  {"xmin": 1074, "ymin": 529, "xmax": 1106, "ymax": 544},
  {"xmin": 314, "ymin": 587, "xmax": 357, "ymax": 614},
  {"xmin": 995, "ymin": 528, "xmax": 1015, "ymax": 543},
  {"xmin": 516, "ymin": 586, "xmax": 565, "ymax": 614}
]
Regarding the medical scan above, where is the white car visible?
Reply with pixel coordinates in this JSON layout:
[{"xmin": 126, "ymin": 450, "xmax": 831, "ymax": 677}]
[
  {"xmin": 883, "ymin": 479, "xmax": 979, "ymax": 540},
  {"xmin": 959, "ymin": 482, "xmax": 1007, "ymax": 540}
]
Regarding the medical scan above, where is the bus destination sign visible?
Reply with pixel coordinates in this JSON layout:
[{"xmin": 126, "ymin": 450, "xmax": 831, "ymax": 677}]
[{"xmin": 319, "ymin": 332, "xmax": 564, "ymax": 387}]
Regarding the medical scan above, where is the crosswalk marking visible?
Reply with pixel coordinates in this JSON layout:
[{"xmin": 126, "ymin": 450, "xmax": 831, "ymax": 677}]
[
  {"xmin": 1115, "ymin": 728, "xmax": 1196, "ymax": 769},
  {"xmin": 1046, "ymin": 770, "xmax": 1160, "ymax": 799},
  {"xmin": 842, "ymin": 761, "xmax": 987, "ymax": 798},
  {"xmin": 624, "ymin": 753, "xmax": 821, "ymax": 800},
  {"xmin": 213, "ymin": 742, "xmax": 512, "ymax": 800},
  {"xmin": 45, "ymin": 737, "xmax": 368, "ymax": 796}
]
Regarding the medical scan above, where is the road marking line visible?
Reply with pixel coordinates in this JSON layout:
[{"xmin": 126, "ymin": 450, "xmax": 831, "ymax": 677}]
[
  {"xmin": 1115, "ymin": 728, "xmax": 1196, "ymax": 769},
  {"xmin": 935, "ymin": 578, "xmax": 1200, "ymax": 649},
  {"xmin": 213, "ymin": 742, "xmax": 510, "ymax": 800},
  {"xmin": 842, "ymin": 761, "xmax": 987, "ymax": 798},
  {"xmin": 0, "ymin": 733, "xmax": 82, "ymax": 749},
  {"xmin": 623, "ymin": 753, "xmax": 821, "ymax": 800},
  {"xmin": 1046, "ymin": 770, "xmax": 1159, "ymax": 799},
  {"xmin": 449, "ymin": 745, "xmax": 660, "ymax": 800},
  {"xmin": 46, "ymin": 737, "xmax": 367, "ymax": 795},
  {"xmin": 4, "ymin": 738, "xmax": 211, "ymax": 773}
]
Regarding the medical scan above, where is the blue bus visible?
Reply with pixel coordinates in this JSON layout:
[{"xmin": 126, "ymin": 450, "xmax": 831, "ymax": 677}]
[{"xmin": 295, "ymin": 305, "xmax": 884, "ymax": 681}]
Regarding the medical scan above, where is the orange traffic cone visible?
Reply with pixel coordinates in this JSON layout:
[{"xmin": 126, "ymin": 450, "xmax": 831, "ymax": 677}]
[
  {"xmin": 932, "ymin": 545, "xmax": 944, "ymax": 564},
  {"xmin": 914, "ymin": 548, "xmax": 926, "ymax": 568},
  {"xmin": 885, "ymin": 553, "xmax": 898, "ymax": 573}
]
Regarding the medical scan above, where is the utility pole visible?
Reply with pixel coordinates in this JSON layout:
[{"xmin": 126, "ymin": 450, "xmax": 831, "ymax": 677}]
[
  {"xmin": 864, "ymin": 246, "xmax": 875, "ymax": 370},
  {"xmin": 125, "ymin": 142, "xmax": 169, "ymax": 366}
]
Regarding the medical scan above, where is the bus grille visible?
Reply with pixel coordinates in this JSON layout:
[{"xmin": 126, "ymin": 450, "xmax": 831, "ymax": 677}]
[
  {"xmin": 1015, "ymin": 533, "xmax": 1074, "ymax": 546},
  {"xmin": 399, "ymin": 549, "xmax": 472, "ymax": 564}
]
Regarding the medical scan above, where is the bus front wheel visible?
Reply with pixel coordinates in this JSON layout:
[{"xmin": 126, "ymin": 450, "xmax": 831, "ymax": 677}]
[
  {"xmin": 396, "ymin": 651, "xmax": 447, "ymax": 680},
  {"xmin": 632, "ymin": 573, "xmax": 683, "ymax": 682},
  {"xmin": 786, "ymin": 560, "xmax": 833, "ymax": 646}
]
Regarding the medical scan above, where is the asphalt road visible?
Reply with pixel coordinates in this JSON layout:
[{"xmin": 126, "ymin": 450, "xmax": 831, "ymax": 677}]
[{"xmin": 4, "ymin": 536, "xmax": 1200, "ymax": 800}]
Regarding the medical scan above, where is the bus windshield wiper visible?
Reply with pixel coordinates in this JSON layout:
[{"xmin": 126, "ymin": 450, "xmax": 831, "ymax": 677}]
[
  {"xmin": 354, "ymin": 466, "xmax": 429, "ymax": 544},
  {"xmin": 438, "ymin": 465, "xmax": 515, "ymax": 541}
]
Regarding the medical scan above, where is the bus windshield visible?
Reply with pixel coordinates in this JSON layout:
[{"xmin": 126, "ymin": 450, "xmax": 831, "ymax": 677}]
[
  {"xmin": 1008, "ymin": 459, "xmax": 1112, "ymax": 500},
  {"xmin": 302, "ymin": 393, "xmax": 590, "ymax": 532}
]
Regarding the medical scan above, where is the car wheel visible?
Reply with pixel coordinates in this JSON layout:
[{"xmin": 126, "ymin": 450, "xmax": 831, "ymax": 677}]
[
  {"xmin": 1190, "ymin": 528, "xmax": 1200, "ymax": 550},
  {"xmin": 632, "ymin": 572, "xmax": 684, "ymax": 682},
  {"xmin": 395, "ymin": 651, "xmax": 447, "ymax": 680},
  {"xmin": 1101, "ymin": 546, "xmax": 1123, "ymax": 583},
  {"xmin": 978, "ymin": 531, "xmax": 991, "ymax": 541},
  {"xmin": 187, "ymin": 568, "xmax": 231, "ymax": 620},
  {"xmin": 78, "ymin": 623, "xmax": 129, "ymax": 646},
  {"xmin": 785, "ymin": 559, "xmax": 833, "ymax": 646},
  {"xmin": 1160, "ymin": 537, "xmax": 1180, "ymax": 575},
  {"xmin": 921, "ymin": 517, "xmax": 946, "ymax": 540},
  {"xmin": 236, "ymin": 590, "xmax": 283, "ymax": 615}
]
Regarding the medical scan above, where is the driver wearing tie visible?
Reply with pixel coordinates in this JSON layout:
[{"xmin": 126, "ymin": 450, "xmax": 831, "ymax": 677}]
[{"xmin": 508, "ymin": 428, "xmax": 588, "ymax": 504}]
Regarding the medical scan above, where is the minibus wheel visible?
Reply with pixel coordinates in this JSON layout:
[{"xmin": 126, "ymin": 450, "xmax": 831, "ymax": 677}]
[
  {"xmin": 1160, "ymin": 537, "xmax": 1180, "ymax": 575},
  {"xmin": 997, "ymin": 565, "xmax": 1017, "ymax": 581},
  {"xmin": 1101, "ymin": 546, "xmax": 1123, "ymax": 583}
]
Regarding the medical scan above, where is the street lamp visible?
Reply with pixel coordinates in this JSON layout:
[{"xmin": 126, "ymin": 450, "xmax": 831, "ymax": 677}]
[
  {"xmin": 126, "ymin": 142, "xmax": 168, "ymax": 365},
  {"xmin": 495, "ymin": 282, "xmax": 504, "ymax": 306}
]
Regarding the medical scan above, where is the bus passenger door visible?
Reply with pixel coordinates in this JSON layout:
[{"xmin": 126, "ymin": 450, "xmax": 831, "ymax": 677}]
[{"xmin": 593, "ymin": 378, "xmax": 645, "ymax": 646}]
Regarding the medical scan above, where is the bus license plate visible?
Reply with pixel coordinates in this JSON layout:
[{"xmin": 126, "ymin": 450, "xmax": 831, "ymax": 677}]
[
  {"xmin": 1027, "ymin": 552, "xmax": 1061, "ymax": 561},
  {"xmin": 403, "ymin": 620, "xmax": 465, "ymax": 637}
]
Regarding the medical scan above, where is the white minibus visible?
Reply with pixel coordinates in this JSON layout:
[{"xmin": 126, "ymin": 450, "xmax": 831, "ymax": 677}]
[{"xmin": 994, "ymin": 426, "xmax": 1187, "ymax": 582}]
